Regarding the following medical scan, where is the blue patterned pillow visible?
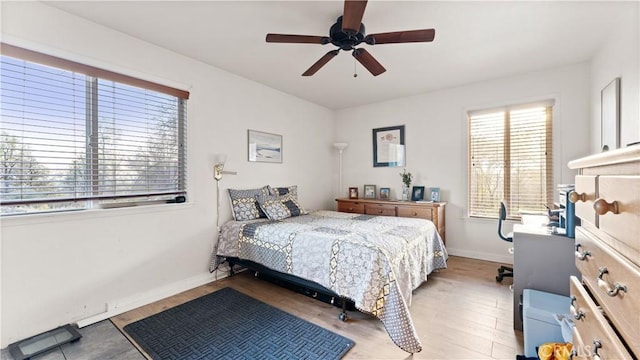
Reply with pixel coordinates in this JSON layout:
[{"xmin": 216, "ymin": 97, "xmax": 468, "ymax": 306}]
[
  {"xmin": 269, "ymin": 185, "xmax": 298, "ymax": 199},
  {"xmin": 228, "ymin": 186, "xmax": 270, "ymax": 221},
  {"xmin": 256, "ymin": 194, "xmax": 308, "ymax": 221}
]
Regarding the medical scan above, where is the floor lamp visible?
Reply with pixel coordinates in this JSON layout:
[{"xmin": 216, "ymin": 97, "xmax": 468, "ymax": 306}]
[{"xmin": 333, "ymin": 142, "xmax": 348, "ymax": 197}]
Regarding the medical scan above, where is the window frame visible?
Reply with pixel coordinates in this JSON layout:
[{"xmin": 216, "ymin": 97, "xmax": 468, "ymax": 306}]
[
  {"xmin": 0, "ymin": 43, "xmax": 189, "ymax": 215},
  {"xmin": 467, "ymin": 101, "xmax": 554, "ymax": 220}
]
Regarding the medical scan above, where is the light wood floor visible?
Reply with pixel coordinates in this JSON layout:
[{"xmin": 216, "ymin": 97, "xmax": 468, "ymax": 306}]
[{"xmin": 112, "ymin": 256, "xmax": 523, "ymax": 359}]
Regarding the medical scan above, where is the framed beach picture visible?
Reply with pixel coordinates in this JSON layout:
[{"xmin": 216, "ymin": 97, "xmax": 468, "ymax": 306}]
[{"xmin": 248, "ymin": 130, "xmax": 282, "ymax": 163}]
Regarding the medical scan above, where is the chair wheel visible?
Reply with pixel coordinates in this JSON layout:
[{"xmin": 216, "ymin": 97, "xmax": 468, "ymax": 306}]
[{"xmin": 338, "ymin": 312, "xmax": 348, "ymax": 322}]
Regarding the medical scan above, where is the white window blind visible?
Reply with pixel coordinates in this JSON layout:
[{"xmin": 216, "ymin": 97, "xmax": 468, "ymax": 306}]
[
  {"xmin": 0, "ymin": 44, "xmax": 188, "ymax": 215},
  {"xmin": 468, "ymin": 103, "xmax": 553, "ymax": 219}
]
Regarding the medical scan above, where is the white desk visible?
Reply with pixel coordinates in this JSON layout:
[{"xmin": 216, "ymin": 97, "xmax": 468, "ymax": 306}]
[{"xmin": 512, "ymin": 224, "xmax": 579, "ymax": 331}]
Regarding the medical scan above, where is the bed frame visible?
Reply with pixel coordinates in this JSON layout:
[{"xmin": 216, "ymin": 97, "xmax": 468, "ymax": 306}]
[{"xmin": 226, "ymin": 257, "xmax": 355, "ymax": 321}]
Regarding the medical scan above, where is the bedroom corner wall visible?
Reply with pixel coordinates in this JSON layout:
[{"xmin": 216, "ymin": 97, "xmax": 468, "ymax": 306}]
[
  {"xmin": 0, "ymin": 2, "xmax": 334, "ymax": 348},
  {"xmin": 334, "ymin": 63, "xmax": 591, "ymax": 263},
  {"xmin": 589, "ymin": 3, "xmax": 640, "ymax": 152}
]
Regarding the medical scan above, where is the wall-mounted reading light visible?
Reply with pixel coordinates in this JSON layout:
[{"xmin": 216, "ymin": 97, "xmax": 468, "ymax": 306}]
[
  {"xmin": 213, "ymin": 154, "xmax": 236, "ymax": 232},
  {"xmin": 213, "ymin": 154, "xmax": 227, "ymax": 181}
]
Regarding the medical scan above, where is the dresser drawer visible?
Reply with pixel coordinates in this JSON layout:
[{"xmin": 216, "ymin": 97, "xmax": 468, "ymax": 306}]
[
  {"xmin": 570, "ymin": 276, "xmax": 634, "ymax": 360},
  {"xmin": 337, "ymin": 201, "xmax": 364, "ymax": 214},
  {"xmin": 397, "ymin": 206, "xmax": 432, "ymax": 220},
  {"xmin": 364, "ymin": 203, "xmax": 396, "ymax": 216},
  {"xmin": 597, "ymin": 175, "xmax": 640, "ymax": 260},
  {"xmin": 574, "ymin": 228, "xmax": 640, "ymax": 354},
  {"xmin": 572, "ymin": 175, "xmax": 597, "ymax": 226}
]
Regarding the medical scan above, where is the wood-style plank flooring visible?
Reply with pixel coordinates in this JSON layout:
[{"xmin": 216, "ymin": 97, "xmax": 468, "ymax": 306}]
[
  {"xmin": 111, "ymin": 256, "xmax": 522, "ymax": 359},
  {"xmin": 0, "ymin": 256, "xmax": 520, "ymax": 359}
]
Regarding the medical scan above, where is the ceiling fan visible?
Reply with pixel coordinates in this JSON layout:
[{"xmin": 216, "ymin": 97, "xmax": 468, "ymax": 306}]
[{"xmin": 265, "ymin": 0, "xmax": 435, "ymax": 77}]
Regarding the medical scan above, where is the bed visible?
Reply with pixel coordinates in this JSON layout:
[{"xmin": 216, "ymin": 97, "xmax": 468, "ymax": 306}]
[{"xmin": 209, "ymin": 208, "xmax": 447, "ymax": 353}]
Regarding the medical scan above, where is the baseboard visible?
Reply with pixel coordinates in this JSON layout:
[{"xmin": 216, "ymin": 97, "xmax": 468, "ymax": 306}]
[
  {"xmin": 446, "ymin": 247, "xmax": 513, "ymax": 264},
  {"xmin": 76, "ymin": 271, "xmax": 227, "ymax": 328}
]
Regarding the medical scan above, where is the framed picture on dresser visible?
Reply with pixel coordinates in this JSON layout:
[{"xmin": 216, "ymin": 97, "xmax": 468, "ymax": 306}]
[
  {"xmin": 411, "ymin": 186, "xmax": 425, "ymax": 201},
  {"xmin": 363, "ymin": 185, "xmax": 377, "ymax": 199},
  {"xmin": 430, "ymin": 187, "xmax": 440, "ymax": 202},
  {"xmin": 379, "ymin": 187, "xmax": 390, "ymax": 200}
]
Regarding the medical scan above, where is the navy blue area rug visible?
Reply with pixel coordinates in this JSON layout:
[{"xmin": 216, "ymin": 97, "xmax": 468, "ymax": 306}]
[{"xmin": 123, "ymin": 287, "xmax": 354, "ymax": 360}]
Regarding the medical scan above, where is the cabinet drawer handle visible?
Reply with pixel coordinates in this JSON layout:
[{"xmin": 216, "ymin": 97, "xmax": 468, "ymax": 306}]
[
  {"xmin": 569, "ymin": 296, "xmax": 585, "ymax": 320},
  {"xmin": 412, "ymin": 212, "xmax": 417, "ymax": 216},
  {"xmin": 575, "ymin": 244, "xmax": 591, "ymax": 261},
  {"xmin": 569, "ymin": 191, "xmax": 586, "ymax": 203},
  {"xmin": 592, "ymin": 339, "xmax": 602, "ymax": 360},
  {"xmin": 597, "ymin": 267, "xmax": 627, "ymax": 297},
  {"xmin": 378, "ymin": 210, "xmax": 383, "ymax": 214},
  {"xmin": 593, "ymin": 198, "xmax": 619, "ymax": 215},
  {"xmin": 570, "ymin": 348, "xmax": 577, "ymax": 359}
]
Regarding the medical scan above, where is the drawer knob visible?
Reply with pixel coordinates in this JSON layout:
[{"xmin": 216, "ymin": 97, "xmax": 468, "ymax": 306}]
[
  {"xmin": 593, "ymin": 198, "xmax": 619, "ymax": 215},
  {"xmin": 597, "ymin": 267, "xmax": 628, "ymax": 297},
  {"xmin": 575, "ymin": 244, "xmax": 591, "ymax": 261},
  {"xmin": 412, "ymin": 212, "xmax": 417, "ymax": 216},
  {"xmin": 569, "ymin": 191, "xmax": 586, "ymax": 203}
]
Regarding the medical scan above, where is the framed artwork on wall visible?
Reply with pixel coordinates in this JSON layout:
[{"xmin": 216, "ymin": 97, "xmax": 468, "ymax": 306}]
[
  {"xmin": 248, "ymin": 129, "xmax": 282, "ymax": 163},
  {"xmin": 372, "ymin": 125, "xmax": 405, "ymax": 167},
  {"xmin": 601, "ymin": 77, "xmax": 621, "ymax": 151}
]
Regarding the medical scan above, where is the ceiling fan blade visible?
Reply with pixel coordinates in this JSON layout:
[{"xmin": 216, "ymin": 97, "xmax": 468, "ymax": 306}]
[
  {"xmin": 302, "ymin": 50, "xmax": 340, "ymax": 76},
  {"xmin": 266, "ymin": 34, "xmax": 330, "ymax": 44},
  {"xmin": 352, "ymin": 48, "xmax": 386, "ymax": 76},
  {"xmin": 342, "ymin": 0, "xmax": 367, "ymax": 34},
  {"xmin": 366, "ymin": 29, "xmax": 436, "ymax": 44}
]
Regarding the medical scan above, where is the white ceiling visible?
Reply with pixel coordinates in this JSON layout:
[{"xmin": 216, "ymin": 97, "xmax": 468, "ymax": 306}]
[{"xmin": 45, "ymin": 1, "xmax": 634, "ymax": 109}]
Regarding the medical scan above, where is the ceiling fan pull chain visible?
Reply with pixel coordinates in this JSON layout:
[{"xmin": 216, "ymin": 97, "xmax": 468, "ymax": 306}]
[{"xmin": 353, "ymin": 57, "xmax": 358, "ymax": 78}]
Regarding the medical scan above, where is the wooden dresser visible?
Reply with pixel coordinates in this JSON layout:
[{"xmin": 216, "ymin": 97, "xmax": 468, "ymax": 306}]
[
  {"xmin": 568, "ymin": 145, "xmax": 640, "ymax": 359},
  {"xmin": 335, "ymin": 198, "xmax": 446, "ymax": 243}
]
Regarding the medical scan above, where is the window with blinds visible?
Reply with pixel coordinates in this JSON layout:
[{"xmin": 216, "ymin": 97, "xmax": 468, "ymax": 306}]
[
  {"xmin": 0, "ymin": 44, "xmax": 188, "ymax": 215},
  {"xmin": 468, "ymin": 102, "xmax": 553, "ymax": 219}
]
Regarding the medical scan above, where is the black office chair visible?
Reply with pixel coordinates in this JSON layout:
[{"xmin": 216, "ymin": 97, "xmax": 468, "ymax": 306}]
[{"xmin": 496, "ymin": 201, "xmax": 514, "ymax": 282}]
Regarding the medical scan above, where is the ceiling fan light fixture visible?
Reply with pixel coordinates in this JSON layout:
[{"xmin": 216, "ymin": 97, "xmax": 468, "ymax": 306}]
[{"xmin": 265, "ymin": 0, "xmax": 434, "ymax": 76}]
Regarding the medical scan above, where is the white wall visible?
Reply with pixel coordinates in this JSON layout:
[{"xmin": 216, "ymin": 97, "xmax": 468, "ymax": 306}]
[
  {"xmin": 0, "ymin": 2, "xmax": 335, "ymax": 347},
  {"xmin": 590, "ymin": 3, "xmax": 640, "ymax": 152},
  {"xmin": 335, "ymin": 63, "xmax": 592, "ymax": 263}
]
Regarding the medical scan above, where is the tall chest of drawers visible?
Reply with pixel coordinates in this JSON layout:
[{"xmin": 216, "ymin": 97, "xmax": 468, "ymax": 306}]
[{"xmin": 568, "ymin": 145, "xmax": 640, "ymax": 359}]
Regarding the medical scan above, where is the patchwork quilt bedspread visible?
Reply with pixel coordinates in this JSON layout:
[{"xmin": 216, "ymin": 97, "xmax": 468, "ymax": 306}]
[{"xmin": 210, "ymin": 210, "xmax": 448, "ymax": 353}]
